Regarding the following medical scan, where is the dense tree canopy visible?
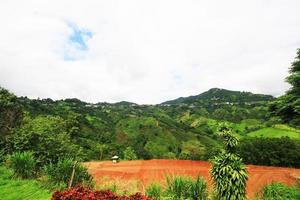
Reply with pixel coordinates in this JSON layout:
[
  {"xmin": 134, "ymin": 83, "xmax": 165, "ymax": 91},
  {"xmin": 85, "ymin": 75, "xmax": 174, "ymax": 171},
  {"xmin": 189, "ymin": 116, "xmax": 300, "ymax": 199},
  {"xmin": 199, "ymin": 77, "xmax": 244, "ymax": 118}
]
[{"xmin": 269, "ymin": 49, "xmax": 300, "ymax": 127}]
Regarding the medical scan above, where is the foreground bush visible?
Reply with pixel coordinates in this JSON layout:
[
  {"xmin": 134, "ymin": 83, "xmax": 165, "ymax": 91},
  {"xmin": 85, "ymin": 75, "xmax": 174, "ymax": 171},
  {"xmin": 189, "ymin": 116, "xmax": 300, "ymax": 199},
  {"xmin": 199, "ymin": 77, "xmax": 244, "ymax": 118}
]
[
  {"xmin": 6, "ymin": 151, "xmax": 36, "ymax": 179},
  {"xmin": 51, "ymin": 185, "xmax": 152, "ymax": 200},
  {"xmin": 44, "ymin": 158, "xmax": 93, "ymax": 189},
  {"xmin": 166, "ymin": 175, "xmax": 207, "ymax": 200},
  {"xmin": 145, "ymin": 182, "xmax": 163, "ymax": 199},
  {"xmin": 260, "ymin": 182, "xmax": 300, "ymax": 200}
]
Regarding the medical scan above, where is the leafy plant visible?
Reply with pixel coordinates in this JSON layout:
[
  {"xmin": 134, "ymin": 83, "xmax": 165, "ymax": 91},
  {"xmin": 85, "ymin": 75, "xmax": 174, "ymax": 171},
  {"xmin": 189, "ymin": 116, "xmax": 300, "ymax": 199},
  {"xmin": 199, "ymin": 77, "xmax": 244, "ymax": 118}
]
[
  {"xmin": 261, "ymin": 182, "xmax": 300, "ymax": 200},
  {"xmin": 210, "ymin": 124, "xmax": 248, "ymax": 200},
  {"xmin": 166, "ymin": 175, "xmax": 207, "ymax": 200},
  {"xmin": 44, "ymin": 158, "xmax": 93, "ymax": 189},
  {"xmin": 123, "ymin": 147, "xmax": 138, "ymax": 160},
  {"xmin": 145, "ymin": 182, "xmax": 163, "ymax": 199},
  {"xmin": 6, "ymin": 151, "xmax": 36, "ymax": 179},
  {"xmin": 52, "ymin": 185, "xmax": 152, "ymax": 200}
]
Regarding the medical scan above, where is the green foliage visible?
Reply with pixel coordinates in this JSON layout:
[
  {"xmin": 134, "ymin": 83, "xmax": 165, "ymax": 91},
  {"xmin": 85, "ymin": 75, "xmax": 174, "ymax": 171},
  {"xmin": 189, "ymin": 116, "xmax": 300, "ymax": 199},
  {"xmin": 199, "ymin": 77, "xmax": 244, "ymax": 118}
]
[
  {"xmin": 0, "ymin": 166, "xmax": 51, "ymax": 200},
  {"xmin": 0, "ymin": 87, "xmax": 23, "ymax": 138},
  {"xmin": 44, "ymin": 158, "xmax": 93, "ymax": 189},
  {"xmin": 123, "ymin": 147, "xmax": 138, "ymax": 160},
  {"xmin": 6, "ymin": 151, "xmax": 35, "ymax": 179},
  {"xmin": 179, "ymin": 140, "xmax": 206, "ymax": 160},
  {"xmin": 211, "ymin": 126, "xmax": 248, "ymax": 200},
  {"xmin": 237, "ymin": 137, "xmax": 300, "ymax": 167},
  {"xmin": 166, "ymin": 176, "xmax": 207, "ymax": 200},
  {"xmin": 217, "ymin": 123, "xmax": 238, "ymax": 153},
  {"xmin": 269, "ymin": 49, "xmax": 300, "ymax": 127},
  {"xmin": 260, "ymin": 182, "xmax": 300, "ymax": 200},
  {"xmin": 6, "ymin": 115, "xmax": 81, "ymax": 166},
  {"xmin": 247, "ymin": 126, "xmax": 300, "ymax": 139},
  {"xmin": 210, "ymin": 153, "xmax": 248, "ymax": 200},
  {"xmin": 145, "ymin": 182, "xmax": 163, "ymax": 199}
]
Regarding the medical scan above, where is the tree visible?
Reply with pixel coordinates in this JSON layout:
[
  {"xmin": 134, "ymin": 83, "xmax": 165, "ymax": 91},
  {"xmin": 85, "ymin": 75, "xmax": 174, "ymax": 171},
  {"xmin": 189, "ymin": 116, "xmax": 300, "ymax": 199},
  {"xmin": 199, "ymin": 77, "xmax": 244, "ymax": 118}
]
[
  {"xmin": 210, "ymin": 124, "xmax": 248, "ymax": 200},
  {"xmin": 269, "ymin": 49, "xmax": 300, "ymax": 127},
  {"xmin": 6, "ymin": 115, "xmax": 81, "ymax": 166},
  {"xmin": 179, "ymin": 140, "xmax": 206, "ymax": 160},
  {"xmin": 0, "ymin": 87, "xmax": 23, "ymax": 137},
  {"xmin": 123, "ymin": 147, "xmax": 137, "ymax": 160}
]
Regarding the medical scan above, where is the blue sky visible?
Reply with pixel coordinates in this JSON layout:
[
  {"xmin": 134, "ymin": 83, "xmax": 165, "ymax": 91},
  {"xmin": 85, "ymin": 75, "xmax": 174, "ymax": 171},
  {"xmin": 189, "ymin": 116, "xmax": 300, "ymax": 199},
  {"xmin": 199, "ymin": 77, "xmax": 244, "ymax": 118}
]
[{"xmin": 64, "ymin": 23, "xmax": 93, "ymax": 61}]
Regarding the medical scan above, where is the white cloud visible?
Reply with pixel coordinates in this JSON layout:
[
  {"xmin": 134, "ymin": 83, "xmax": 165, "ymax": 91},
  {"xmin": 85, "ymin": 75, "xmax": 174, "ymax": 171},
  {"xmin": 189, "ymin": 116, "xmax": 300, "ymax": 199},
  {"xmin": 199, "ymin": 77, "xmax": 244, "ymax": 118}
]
[{"xmin": 0, "ymin": 0, "xmax": 299, "ymax": 104}]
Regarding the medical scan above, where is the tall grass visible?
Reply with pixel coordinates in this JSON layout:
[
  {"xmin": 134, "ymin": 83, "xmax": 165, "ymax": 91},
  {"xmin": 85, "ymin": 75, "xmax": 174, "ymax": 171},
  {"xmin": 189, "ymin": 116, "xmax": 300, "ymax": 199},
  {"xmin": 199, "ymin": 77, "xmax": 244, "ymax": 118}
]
[
  {"xmin": 44, "ymin": 158, "xmax": 93, "ymax": 189},
  {"xmin": 0, "ymin": 166, "xmax": 50, "ymax": 200},
  {"xmin": 6, "ymin": 151, "xmax": 36, "ymax": 179},
  {"xmin": 166, "ymin": 175, "xmax": 207, "ymax": 200},
  {"xmin": 145, "ymin": 182, "xmax": 163, "ymax": 199}
]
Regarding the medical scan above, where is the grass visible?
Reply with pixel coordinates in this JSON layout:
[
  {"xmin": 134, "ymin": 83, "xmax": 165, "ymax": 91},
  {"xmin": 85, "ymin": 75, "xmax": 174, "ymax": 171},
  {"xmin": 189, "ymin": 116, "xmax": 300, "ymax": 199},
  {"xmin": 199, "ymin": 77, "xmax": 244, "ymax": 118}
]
[
  {"xmin": 0, "ymin": 166, "xmax": 51, "ymax": 200},
  {"xmin": 248, "ymin": 127, "xmax": 300, "ymax": 139}
]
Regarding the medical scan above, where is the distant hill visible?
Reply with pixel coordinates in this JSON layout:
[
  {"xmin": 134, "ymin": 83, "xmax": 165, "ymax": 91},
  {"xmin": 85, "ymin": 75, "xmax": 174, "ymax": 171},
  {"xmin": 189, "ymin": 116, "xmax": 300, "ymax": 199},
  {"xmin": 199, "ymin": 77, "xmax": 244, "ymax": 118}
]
[{"xmin": 161, "ymin": 88, "xmax": 274, "ymax": 105}]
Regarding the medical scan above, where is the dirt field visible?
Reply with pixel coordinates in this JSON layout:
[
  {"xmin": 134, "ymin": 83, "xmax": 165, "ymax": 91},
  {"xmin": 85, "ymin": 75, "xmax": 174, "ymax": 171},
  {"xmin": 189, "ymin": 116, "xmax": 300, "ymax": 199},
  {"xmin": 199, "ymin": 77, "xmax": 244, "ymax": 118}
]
[{"xmin": 84, "ymin": 160, "xmax": 300, "ymax": 199}]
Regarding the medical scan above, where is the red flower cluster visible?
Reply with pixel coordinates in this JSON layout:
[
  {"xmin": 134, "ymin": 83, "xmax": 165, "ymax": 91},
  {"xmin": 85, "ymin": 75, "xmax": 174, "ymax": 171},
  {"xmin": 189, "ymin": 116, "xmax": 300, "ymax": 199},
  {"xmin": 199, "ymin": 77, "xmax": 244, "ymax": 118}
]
[{"xmin": 51, "ymin": 185, "xmax": 153, "ymax": 200}]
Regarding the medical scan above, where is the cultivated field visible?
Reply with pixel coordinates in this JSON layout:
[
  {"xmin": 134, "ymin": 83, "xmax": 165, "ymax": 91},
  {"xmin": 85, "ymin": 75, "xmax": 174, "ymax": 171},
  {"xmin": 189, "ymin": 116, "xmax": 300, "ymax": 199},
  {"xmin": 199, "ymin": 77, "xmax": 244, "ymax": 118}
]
[{"xmin": 85, "ymin": 160, "xmax": 300, "ymax": 199}]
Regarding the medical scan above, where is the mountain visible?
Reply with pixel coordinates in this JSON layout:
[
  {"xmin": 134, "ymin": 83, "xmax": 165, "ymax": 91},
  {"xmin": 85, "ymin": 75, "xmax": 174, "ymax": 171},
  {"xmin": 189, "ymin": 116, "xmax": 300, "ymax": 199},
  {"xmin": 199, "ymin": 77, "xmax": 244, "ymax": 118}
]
[
  {"xmin": 161, "ymin": 88, "xmax": 274, "ymax": 105},
  {"xmin": 0, "ymin": 86, "xmax": 274, "ymax": 163}
]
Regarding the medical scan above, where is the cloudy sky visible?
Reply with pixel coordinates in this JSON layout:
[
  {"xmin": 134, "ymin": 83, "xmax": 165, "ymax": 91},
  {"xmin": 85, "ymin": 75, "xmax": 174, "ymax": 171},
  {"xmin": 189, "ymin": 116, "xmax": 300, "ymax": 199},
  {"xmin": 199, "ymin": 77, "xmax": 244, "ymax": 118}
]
[{"xmin": 0, "ymin": 0, "xmax": 300, "ymax": 104}]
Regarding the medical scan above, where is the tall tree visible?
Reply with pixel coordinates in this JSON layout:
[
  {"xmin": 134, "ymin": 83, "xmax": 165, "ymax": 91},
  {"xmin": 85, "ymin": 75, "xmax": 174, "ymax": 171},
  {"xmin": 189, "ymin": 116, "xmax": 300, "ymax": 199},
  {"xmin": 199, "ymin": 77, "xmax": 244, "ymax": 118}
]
[{"xmin": 269, "ymin": 49, "xmax": 300, "ymax": 126}]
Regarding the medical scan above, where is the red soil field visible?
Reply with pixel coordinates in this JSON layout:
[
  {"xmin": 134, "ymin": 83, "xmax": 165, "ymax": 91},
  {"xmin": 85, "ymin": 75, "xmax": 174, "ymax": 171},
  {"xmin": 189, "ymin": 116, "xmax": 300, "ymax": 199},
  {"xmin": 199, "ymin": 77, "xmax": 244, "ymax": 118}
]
[{"xmin": 84, "ymin": 160, "xmax": 300, "ymax": 199}]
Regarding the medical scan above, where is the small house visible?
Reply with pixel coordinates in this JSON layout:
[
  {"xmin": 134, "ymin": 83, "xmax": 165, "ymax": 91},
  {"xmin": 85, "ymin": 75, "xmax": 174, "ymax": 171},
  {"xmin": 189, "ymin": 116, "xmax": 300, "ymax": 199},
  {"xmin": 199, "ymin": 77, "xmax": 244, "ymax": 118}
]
[{"xmin": 111, "ymin": 155, "xmax": 119, "ymax": 163}]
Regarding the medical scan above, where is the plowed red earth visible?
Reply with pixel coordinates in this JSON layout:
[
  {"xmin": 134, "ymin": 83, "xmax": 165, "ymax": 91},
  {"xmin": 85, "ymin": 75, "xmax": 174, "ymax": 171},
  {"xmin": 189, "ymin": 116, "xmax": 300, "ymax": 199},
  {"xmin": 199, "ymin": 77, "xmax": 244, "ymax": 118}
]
[{"xmin": 84, "ymin": 160, "xmax": 300, "ymax": 199}]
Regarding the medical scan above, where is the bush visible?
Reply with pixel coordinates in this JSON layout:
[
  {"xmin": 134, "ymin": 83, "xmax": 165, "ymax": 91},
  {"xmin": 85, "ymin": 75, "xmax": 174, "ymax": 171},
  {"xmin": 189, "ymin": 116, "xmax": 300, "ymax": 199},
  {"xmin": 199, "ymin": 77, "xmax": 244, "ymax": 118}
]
[
  {"xmin": 166, "ymin": 176, "xmax": 207, "ymax": 200},
  {"xmin": 261, "ymin": 182, "xmax": 300, "ymax": 200},
  {"xmin": 145, "ymin": 183, "xmax": 163, "ymax": 199},
  {"xmin": 51, "ymin": 185, "xmax": 152, "ymax": 200},
  {"xmin": 6, "ymin": 151, "xmax": 36, "ymax": 179},
  {"xmin": 123, "ymin": 147, "xmax": 138, "ymax": 160},
  {"xmin": 44, "ymin": 158, "xmax": 93, "ymax": 189}
]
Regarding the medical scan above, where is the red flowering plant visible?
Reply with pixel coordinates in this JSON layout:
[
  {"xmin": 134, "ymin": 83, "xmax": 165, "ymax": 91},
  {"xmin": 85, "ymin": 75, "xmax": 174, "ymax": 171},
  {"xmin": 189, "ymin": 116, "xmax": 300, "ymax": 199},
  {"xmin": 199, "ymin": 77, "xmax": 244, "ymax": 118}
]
[{"xmin": 52, "ymin": 185, "xmax": 153, "ymax": 200}]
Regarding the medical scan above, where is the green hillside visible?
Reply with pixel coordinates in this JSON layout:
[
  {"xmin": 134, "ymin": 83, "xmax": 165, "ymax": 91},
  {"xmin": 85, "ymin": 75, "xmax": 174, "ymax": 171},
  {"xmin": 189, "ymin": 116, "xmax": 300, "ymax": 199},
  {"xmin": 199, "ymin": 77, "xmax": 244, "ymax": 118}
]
[
  {"xmin": 248, "ymin": 126, "xmax": 300, "ymax": 139},
  {"xmin": 1, "ymin": 86, "xmax": 299, "ymax": 166},
  {"xmin": 162, "ymin": 88, "xmax": 274, "ymax": 105}
]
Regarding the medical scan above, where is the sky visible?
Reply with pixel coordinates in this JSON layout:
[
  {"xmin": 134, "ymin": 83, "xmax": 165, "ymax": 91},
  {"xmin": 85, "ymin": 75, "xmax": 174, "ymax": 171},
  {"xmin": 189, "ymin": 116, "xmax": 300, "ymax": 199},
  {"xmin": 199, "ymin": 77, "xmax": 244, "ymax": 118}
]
[{"xmin": 0, "ymin": 0, "xmax": 300, "ymax": 104}]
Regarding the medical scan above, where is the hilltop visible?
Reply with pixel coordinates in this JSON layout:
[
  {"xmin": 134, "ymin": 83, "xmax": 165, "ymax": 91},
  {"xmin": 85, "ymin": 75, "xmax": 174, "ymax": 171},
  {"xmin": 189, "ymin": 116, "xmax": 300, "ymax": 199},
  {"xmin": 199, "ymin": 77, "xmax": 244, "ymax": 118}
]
[{"xmin": 162, "ymin": 88, "xmax": 274, "ymax": 105}]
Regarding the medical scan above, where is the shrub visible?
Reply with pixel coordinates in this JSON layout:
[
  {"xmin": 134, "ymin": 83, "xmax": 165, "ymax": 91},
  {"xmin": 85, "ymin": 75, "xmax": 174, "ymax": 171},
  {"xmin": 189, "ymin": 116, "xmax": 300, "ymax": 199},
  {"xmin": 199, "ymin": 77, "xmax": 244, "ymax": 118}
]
[
  {"xmin": 44, "ymin": 158, "xmax": 93, "ymax": 189},
  {"xmin": 166, "ymin": 175, "xmax": 207, "ymax": 200},
  {"xmin": 211, "ymin": 124, "xmax": 248, "ymax": 200},
  {"xmin": 261, "ymin": 182, "xmax": 300, "ymax": 200},
  {"xmin": 51, "ymin": 185, "xmax": 153, "ymax": 200},
  {"xmin": 6, "ymin": 151, "xmax": 36, "ymax": 179},
  {"xmin": 145, "ymin": 183, "xmax": 163, "ymax": 199},
  {"xmin": 210, "ymin": 153, "xmax": 248, "ymax": 200},
  {"xmin": 123, "ymin": 147, "xmax": 138, "ymax": 160}
]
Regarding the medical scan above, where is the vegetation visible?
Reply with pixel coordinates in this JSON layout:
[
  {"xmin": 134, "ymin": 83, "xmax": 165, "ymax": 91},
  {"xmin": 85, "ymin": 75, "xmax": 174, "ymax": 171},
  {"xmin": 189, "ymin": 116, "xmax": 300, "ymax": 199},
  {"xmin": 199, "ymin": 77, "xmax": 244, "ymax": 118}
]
[
  {"xmin": 1, "ymin": 48, "xmax": 300, "ymax": 198},
  {"xmin": 145, "ymin": 182, "xmax": 163, "ymax": 199},
  {"xmin": 237, "ymin": 137, "xmax": 300, "ymax": 167},
  {"xmin": 260, "ymin": 182, "xmax": 300, "ymax": 200},
  {"xmin": 123, "ymin": 147, "xmax": 138, "ymax": 160},
  {"xmin": 210, "ymin": 125, "xmax": 248, "ymax": 200},
  {"xmin": 44, "ymin": 158, "xmax": 93, "ymax": 189},
  {"xmin": 269, "ymin": 49, "xmax": 300, "ymax": 127},
  {"xmin": 52, "ymin": 185, "xmax": 152, "ymax": 200},
  {"xmin": 0, "ymin": 166, "xmax": 51, "ymax": 200},
  {"xmin": 5, "ymin": 151, "xmax": 36, "ymax": 179},
  {"xmin": 165, "ymin": 175, "xmax": 208, "ymax": 200}
]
